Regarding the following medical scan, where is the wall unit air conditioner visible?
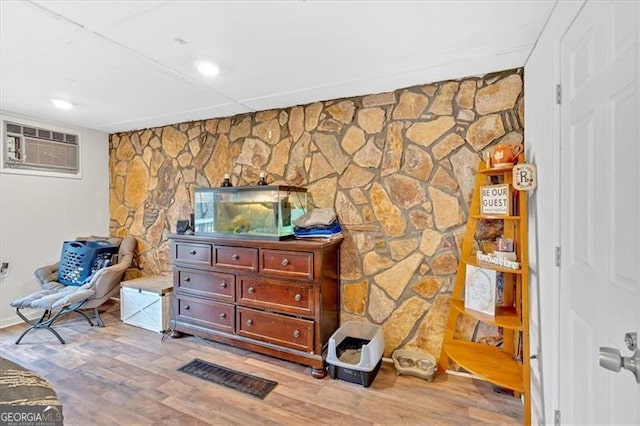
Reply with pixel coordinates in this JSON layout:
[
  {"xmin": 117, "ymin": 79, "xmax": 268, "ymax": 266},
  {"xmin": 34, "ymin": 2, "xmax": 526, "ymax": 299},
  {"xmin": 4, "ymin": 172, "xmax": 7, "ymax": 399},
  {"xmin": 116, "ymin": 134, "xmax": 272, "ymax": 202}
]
[{"xmin": 3, "ymin": 119, "xmax": 80, "ymax": 174}]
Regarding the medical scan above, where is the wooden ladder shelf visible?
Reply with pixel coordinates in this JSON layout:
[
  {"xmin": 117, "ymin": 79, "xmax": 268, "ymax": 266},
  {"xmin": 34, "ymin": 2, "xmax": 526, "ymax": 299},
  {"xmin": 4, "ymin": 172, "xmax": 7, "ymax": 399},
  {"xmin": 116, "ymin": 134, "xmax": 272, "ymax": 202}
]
[{"xmin": 438, "ymin": 156, "xmax": 531, "ymax": 425}]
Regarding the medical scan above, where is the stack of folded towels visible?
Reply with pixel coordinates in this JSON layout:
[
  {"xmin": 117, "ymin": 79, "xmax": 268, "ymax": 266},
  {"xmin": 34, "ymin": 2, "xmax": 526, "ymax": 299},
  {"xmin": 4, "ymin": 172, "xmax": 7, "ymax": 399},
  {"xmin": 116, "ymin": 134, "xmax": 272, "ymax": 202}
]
[{"xmin": 294, "ymin": 208, "xmax": 343, "ymax": 239}]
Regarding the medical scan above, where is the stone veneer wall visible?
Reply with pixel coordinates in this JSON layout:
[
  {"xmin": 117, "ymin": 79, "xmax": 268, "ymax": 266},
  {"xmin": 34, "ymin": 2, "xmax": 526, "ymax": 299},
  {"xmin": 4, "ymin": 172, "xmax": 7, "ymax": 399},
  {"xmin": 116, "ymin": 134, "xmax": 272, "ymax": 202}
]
[{"xmin": 109, "ymin": 68, "xmax": 524, "ymax": 357}]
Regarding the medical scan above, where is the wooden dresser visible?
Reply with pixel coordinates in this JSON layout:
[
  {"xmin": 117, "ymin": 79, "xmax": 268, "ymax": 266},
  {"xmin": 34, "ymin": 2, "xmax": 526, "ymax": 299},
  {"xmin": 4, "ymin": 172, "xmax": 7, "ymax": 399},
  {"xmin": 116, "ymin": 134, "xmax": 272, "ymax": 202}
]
[{"xmin": 168, "ymin": 234, "xmax": 342, "ymax": 378}]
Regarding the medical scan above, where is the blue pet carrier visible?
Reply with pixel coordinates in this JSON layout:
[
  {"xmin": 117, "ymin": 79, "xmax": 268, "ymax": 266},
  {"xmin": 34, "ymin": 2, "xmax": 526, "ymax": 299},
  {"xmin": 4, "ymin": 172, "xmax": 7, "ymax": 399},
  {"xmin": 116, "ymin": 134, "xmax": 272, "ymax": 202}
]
[{"xmin": 57, "ymin": 240, "xmax": 119, "ymax": 286}]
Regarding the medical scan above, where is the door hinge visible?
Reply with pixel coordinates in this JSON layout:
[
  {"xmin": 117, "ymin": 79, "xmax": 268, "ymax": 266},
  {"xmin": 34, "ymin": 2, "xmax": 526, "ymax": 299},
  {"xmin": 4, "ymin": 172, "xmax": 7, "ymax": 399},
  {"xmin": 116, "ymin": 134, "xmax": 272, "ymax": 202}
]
[
  {"xmin": 554, "ymin": 409, "xmax": 561, "ymax": 426},
  {"xmin": 556, "ymin": 84, "xmax": 562, "ymax": 104},
  {"xmin": 555, "ymin": 247, "xmax": 561, "ymax": 267}
]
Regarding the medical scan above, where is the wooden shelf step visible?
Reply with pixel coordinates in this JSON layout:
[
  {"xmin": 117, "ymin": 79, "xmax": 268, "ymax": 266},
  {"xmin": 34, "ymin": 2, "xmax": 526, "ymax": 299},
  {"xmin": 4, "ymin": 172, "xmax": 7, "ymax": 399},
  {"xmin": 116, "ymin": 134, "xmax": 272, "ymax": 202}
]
[
  {"xmin": 479, "ymin": 165, "xmax": 514, "ymax": 174},
  {"xmin": 443, "ymin": 340, "xmax": 524, "ymax": 392},
  {"xmin": 471, "ymin": 214, "xmax": 521, "ymax": 220},
  {"xmin": 451, "ymin": 300, "xmax": 522, "ymax": 330}
]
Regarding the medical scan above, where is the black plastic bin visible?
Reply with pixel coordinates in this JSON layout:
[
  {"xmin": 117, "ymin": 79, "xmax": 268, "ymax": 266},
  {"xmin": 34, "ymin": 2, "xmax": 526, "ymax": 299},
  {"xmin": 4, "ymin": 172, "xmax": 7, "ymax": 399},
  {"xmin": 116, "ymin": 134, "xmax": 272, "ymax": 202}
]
[{"xmin": 328, "ymin": 358, "xmax": 383, "ymax": 388}]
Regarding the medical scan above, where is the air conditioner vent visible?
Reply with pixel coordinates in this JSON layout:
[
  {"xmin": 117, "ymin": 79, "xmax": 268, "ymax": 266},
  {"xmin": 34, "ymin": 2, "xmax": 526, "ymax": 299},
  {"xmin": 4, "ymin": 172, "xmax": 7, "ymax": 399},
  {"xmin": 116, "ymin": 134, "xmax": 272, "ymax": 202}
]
[
  {"xmin": 3, "ymin": 119, "xmax": 80, "ymax": 175},
  {"xmin": 6, "ymin": 123, "xmax": 21, "ymax": 134}
]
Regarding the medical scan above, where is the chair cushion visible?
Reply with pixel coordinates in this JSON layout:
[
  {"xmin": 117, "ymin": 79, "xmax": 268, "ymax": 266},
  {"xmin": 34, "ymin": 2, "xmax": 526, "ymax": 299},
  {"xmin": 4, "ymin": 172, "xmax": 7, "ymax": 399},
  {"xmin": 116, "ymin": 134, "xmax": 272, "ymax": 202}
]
[{"xmin": 11, "ymin": 284, "xmax": 95, "ymax": 310}]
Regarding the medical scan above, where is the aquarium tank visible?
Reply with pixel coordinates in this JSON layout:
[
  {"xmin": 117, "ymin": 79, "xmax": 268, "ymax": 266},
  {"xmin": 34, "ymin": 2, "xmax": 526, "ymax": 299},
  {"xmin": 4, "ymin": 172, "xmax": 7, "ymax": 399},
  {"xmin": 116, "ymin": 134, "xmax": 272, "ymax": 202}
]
[{"xmin": 193, "ymin": 186, "xmax": 307, "ymax": 240}]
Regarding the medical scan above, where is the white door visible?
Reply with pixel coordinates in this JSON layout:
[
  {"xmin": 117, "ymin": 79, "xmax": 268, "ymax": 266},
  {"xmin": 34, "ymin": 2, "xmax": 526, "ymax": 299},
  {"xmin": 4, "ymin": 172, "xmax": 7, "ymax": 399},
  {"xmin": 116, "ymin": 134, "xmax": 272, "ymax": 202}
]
[{"xmin": 559, "ymin": 1, "xmax": 639, "ymax": 424}]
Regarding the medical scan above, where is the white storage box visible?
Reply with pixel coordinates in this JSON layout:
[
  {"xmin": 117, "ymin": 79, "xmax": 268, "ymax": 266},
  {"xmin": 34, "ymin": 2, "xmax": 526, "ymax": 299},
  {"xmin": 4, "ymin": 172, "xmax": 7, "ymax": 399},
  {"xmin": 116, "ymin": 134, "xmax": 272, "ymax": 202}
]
[
  {"xmin": 327, "ymin": 321, "xmax": 385, "ymax": 387},
  {"xmin": 120, "ymin": 275, "xmax": 173, "ymax": 333}
]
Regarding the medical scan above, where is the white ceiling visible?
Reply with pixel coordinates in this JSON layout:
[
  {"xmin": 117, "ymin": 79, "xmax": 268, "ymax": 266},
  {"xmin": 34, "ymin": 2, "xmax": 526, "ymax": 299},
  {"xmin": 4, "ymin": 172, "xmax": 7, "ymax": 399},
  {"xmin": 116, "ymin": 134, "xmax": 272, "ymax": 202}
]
[{"xmin": 0, "ymin": 1, "xmax": 556, "ymax": 134}]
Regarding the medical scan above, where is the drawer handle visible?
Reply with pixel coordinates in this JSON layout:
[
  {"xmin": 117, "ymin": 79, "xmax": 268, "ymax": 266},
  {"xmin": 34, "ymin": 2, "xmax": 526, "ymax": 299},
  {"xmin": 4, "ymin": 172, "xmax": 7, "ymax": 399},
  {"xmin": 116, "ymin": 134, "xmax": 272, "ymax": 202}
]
[
  {"xmin": 183, "ymin": 276, "xmax": 191, "ymax": 282},
  {"xmin": 219, "ymin": 313, "xmax": 227, "ymax": 319},
  {"xmin": 247, "ymin": 287, "xmax": 255, "ymax": 294},
  {"xmin": 294, "ymin": 293, "xmax": 302, "ymax": 302},
  {"xmin": 232, "ymin": 254, "xmax": 239, "ymax": 261},
  {"xmin": 246, "ymin": 319, "xmax": 254, "ymax": 326},
  {"xmin": 189, "ymin": 250, "xmax": 197, "ymax": 255},
  {"xmin": 184, "ymin": 305, "xmax": 190, "ymax": 310},
  {"xmin": 219, "ymin": 282, "xmax": 227, "ymax": 289},
  {"xmin": 281, "ymin": 258, "xmax": 289, "ymax": 266},
  {"xmin": 293, "ymin": 330, "xmax": 301, "ymax": 338}
]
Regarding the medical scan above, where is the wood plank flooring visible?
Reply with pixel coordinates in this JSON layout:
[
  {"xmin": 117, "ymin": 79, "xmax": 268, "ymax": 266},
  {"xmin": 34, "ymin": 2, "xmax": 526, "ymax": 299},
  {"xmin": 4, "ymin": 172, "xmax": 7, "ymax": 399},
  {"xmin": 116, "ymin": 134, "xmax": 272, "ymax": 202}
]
[{"xmin": 0, "ymin": 300, "xmax": 523, "ymax": 425}]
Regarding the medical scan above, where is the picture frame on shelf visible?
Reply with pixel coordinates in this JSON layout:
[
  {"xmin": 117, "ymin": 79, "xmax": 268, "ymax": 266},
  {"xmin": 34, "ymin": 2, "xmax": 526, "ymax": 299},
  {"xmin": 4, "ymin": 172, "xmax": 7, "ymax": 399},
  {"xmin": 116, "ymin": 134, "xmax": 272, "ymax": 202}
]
[
  {"xmin": 464, "ymin": 264, "xmax": 497, "ymax": 316},
  {"xmin": 480, "ymin": 183, "xmax": 510, "ymax": 216}
]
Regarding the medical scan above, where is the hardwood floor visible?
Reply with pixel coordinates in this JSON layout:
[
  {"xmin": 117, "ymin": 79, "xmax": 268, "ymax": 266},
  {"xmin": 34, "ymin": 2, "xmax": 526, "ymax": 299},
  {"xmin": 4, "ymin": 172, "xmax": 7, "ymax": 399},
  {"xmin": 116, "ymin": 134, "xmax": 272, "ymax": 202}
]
[{"xmin": 0, "ymin": 300, "xmax": 523, "ymax": 425}]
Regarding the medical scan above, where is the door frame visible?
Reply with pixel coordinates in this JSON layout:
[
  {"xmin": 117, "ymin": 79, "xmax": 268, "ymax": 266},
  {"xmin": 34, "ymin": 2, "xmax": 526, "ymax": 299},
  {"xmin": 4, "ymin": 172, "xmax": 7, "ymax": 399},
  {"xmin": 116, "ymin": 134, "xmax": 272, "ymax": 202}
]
[{"xmin": 553, "ymin": 0, "xmax": 586, "ymax": 419}]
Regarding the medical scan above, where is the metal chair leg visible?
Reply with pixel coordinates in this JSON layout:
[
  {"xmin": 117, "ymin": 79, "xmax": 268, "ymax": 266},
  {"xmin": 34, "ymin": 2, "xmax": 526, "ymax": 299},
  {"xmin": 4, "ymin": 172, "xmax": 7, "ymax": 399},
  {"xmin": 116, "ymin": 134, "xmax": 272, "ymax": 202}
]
[
  {"xmin": 16, "ymin": 324, "xmax": 66, "ymax": 344},
  {"xmin": 41, "ymin": 325, "xmax": 66, "ymax": 344},
  {"xmin": 73, "ymin": 309, "xmax": 94, "ymax": 326},
  {"xmin": 14, "ymin": 308, "xmax": 67, "ymax": 344},
  {"xmin": 15, "ymin": 308, "xmax": 47, "ymax": 326},
  {"xmin": 15, "ymin": 326, "xmax": 34, "ymax": 344},
  {"xmin": 14, "ymin": 300, "xmax": 91, "ymax": 344},
  {"xmin": 93, "ymin": 307, "xmax": 104, "ymax": 327}
]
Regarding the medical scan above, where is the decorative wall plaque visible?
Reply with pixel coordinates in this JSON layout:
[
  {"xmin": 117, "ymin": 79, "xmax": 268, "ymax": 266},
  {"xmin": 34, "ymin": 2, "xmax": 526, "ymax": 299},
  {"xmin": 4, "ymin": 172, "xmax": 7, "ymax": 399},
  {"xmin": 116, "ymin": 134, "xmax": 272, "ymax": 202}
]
[{"xmin": 513, "ymin": 163, "xmax": 537, "ymax": 191}]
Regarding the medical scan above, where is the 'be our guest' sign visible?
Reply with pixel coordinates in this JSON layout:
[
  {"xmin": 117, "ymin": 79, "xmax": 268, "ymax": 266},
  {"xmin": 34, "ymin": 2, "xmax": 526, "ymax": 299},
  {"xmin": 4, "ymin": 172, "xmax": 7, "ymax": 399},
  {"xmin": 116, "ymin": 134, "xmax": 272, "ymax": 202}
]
[{"xmin": 480, "ymin": 184, "xmax": 510, "ymax": 215}]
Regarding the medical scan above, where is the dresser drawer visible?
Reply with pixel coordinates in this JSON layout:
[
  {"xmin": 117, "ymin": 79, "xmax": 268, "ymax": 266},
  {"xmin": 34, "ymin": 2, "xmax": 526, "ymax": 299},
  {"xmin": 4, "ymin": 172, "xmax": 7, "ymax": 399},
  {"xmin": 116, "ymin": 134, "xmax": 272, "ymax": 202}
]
[
  {"xmin": 176, "ymin": 268, "xmax": 235, "ymax": 302},
  {"xmin": 237, "ymin": 277, "xmax": 313, "ymax": 317},
  {"xmin": 174, "ymin": 242, "xmax": 212, "ymax": 266},
  {"xmin": 175, "ymin": 295, "xmax": 234, "ymax": 334},
  {"xmin": 261, "ymin": 249, "xmax": 313, "ymax": 279},
  {"xmin": 214, "ymin": 246, "xmax": 258, "ymax": 271},
  {"xmin": 236, "ymin": 307, "xmax": 314, "ymax": 352}
]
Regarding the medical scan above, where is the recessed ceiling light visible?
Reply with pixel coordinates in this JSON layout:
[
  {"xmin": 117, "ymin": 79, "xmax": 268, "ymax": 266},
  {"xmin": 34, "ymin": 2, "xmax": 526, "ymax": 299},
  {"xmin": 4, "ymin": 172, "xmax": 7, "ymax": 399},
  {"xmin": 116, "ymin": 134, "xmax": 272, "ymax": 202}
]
[
  {"xmin": 194, "ymin": 60, "xmax": 219, "ymax": 77},
  {"xmin": 51, "ymin": 99, "xmax": 73, "ymax": 110}
]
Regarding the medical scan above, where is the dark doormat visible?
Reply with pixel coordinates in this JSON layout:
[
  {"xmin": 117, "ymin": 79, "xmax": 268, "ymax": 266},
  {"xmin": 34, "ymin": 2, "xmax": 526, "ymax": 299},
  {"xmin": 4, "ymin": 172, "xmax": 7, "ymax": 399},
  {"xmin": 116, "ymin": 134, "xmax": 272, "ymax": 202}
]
[{"xmin": 177, "ymin": 358, "xmax": 277, "ymax": 399}]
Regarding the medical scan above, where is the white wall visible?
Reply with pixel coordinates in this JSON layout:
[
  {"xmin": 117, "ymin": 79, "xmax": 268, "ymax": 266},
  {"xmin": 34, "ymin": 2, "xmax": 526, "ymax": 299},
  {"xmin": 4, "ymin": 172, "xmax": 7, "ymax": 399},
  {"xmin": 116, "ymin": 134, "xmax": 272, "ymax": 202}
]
[
  {"xmin": 524, "ymin": 1, "xmax": 585, "ymax": 424},
  {"xmin": 0, "ymin": 112, "xmax": 110, "ymax": 327}
]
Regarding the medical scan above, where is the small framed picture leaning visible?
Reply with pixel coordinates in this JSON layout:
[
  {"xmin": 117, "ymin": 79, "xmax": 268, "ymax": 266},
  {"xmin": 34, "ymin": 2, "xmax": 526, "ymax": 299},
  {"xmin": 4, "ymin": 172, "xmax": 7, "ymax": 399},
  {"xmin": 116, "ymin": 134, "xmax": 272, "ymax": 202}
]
[{"xmin": 480, "ymin": 184, "xmax": 510, "ymax": 216}]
